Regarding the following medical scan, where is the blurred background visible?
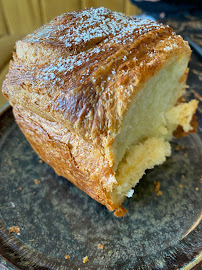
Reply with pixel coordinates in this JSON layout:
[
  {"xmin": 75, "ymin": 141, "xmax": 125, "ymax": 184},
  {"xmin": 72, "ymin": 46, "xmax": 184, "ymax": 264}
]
[
  {"xmin": 131, "ymin": 0, "xmax": 202, "ymax": 19},
  {"xmin": 0, "ymin": 0, "xmax": 201, "ymax": 108}
]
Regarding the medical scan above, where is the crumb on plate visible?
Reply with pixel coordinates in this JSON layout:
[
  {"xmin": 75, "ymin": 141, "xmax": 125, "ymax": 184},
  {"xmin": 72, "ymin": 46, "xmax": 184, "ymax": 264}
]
[
  {"xmin": 153, "ymin": 181, "xmax": 162, "ymax": 196},
  {"xmin": 65, "ymin": 254, "xmax": 70, "ymax": 260},
  {"xmin": 34, "ymin": 179, "xmax": 40, "ymax": 185},
  {"xmin": 83, "ymin": 256, "xmax": 89, "ymax": 263},
  {"xmin": 175, "ymin": 145, "xmax": 180, "ymax": 151},
  {"xmin": 175, "ymin": 145, "xmax": 185, "ymax": 151},
  {"xmin": 156, "ymin": 190, "xmax": 162, "ymax": 196},
  {"xmin": 98, "ymin": 244, "xmax": 104, "ymax": 249},
  {"xmin": 9, "ymin": 226, "xmax": 20, "ymax": 234}
]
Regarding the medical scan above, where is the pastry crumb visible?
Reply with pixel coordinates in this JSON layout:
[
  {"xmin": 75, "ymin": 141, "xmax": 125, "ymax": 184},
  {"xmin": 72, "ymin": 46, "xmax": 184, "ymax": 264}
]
[
  {"xmin": 153, "ymin": 181, "xmax": 162, "ymax": 196},
  {"xmin": 184, "ymin": 153, "xmax": 187, "ymax": 157},
  {"xmin": 34, "ymin": 179, "xmax": 40, "ymax": 185},
  {"xmin": 156, "ymin": 190, "xmax": 162, "ymax": 196},
  {"xmin": 18, "ymin": 187, "xmax": 22, "ymax": 190},
  {"xmin": 175, "ymin": 145, "xmax": 185, "ymax": 151},
  {"xmin": 179, "ymin": 184, "xmax": 183, "ymax": 188},
  {"xmin": 39, "ymin": 159, "xmax": 43, "ymax": 163},
  {"xmin": 98, "ymin": 244, "xmax": 104, "ymax": 249},
  {"xmin": 181, "ymin": 175, "xmax": 185, "ymax": 179},
  {"xmin": 153, "ymin": 181, "xmax": 160, "ymax": 192},
  {"xmin": 200, "ymin": 177, "xmax": 202, "ymax": 181},
  {"xmin": 83, "ymin": 256, "xmax": 88, "ymax": 263},
  {"xmin": 65, "ymin": 254, "xmax": 70, "ymax": 260},
  {"xmin": 9, "ymin": 226, "xmax": 20, "ymax": 235}
]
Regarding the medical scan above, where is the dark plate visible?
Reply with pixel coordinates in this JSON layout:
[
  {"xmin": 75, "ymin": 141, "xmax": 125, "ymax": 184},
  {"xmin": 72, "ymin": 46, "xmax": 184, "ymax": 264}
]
[{"xmin": 0, "ymin": 102, "xmax": 201, "ymax": 270}]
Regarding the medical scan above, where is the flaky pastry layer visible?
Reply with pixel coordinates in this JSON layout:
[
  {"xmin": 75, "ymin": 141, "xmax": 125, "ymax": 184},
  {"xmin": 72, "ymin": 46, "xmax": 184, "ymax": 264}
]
[{"xmin": 2, "ymin": 8, "xmax": 198, "ymax": 216}]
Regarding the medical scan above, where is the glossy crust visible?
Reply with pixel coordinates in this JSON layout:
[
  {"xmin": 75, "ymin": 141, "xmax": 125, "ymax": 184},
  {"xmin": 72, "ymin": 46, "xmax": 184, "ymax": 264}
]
[
  {"xmin": 13, "ymin": 106, "xmax": 124, "ymax": 215},
  {"xmin": 2, "ymin": 8, "xmax": 192, "ymax": 215},
  {"xmin": 3, "ymin": 8, "xmax": 191, "ymax": 159}
]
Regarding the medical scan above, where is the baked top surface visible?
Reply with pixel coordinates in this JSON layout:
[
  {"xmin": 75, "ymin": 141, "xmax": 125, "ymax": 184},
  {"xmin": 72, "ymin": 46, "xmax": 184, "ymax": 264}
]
[
  {"xmin": 3, "ymin": 7, "xmax": 191, "ymax": 148},
  {"xmin": 20, "ymin": 7, "xmax": 169, "ymax": 54}
]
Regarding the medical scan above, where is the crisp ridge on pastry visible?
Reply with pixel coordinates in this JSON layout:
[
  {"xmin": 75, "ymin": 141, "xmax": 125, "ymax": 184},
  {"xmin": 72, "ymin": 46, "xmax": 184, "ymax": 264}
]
[{"xmin": 3, "ymin": 8, "xmax": 198, "ymax": 216}]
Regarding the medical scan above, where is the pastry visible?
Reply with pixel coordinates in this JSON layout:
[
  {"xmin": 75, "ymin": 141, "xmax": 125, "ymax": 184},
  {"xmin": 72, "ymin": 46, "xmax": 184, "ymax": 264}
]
[{"xmin": 3, "ymin": 7, "xmax": 198, "ymax": 216}]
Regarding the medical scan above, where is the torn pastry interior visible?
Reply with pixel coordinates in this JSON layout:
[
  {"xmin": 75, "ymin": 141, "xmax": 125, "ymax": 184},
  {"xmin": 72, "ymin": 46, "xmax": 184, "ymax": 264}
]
[{"xmin": 3, "ymin": 8, "xmax": 198, "ymax": 216}]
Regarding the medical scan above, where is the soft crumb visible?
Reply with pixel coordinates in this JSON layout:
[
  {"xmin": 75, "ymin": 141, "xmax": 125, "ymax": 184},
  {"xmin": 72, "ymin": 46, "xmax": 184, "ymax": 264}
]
[
  {"xmin": 9, "ymin": 226, "xmax": 20, "ymax": 234},
  {"xmin": 83, "ymin": 256, "xmax": 89, "ymax": 263},
  {"xmin": 18, "ymin": 187, "xmax": 22, "ymax": 191},
  {"xmin": 181, "ymin": 175, "xmax": 185, "ymax": 179},
  {"xmin": 200, "ymin": 177, "xmax": 202, "ymax": 181},
  {"xmin": 98, "ymin": 244, "xmax": 104, "ymax": 250},
  {"xmin": 184, "ymin": 153, "xmax": 187, "ymax": 157},
  {"xmin": 65, "ymin": 254, "xmax": 70, "ymax": 260},
  {"xmin": 34, "ymin": 179, "xmax": 40, "ymax": 185},
  {"xmin": 195, "ymin": 187, "xmax": 199, "ymax": 191},
  {"xmin": 179, "ymin": 184, "xmax": 183, "ymax": 188}
]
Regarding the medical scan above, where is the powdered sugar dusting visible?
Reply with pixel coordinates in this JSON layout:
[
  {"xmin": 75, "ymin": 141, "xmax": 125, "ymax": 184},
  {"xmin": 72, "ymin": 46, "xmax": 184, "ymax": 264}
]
[
  {"xmin": 35, "ymin": 45, "xmax": 108, "ymax": 86},
  {"xmin": 21, "ymin": 8, "xmax": 174, "ymax": 88},
  {"xmin": 26, "ymin": 7, "xmax": 165, "ymax": 49}
]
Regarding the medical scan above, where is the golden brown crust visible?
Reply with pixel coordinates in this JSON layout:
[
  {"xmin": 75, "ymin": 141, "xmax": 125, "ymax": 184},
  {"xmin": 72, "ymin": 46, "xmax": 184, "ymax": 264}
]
[
  {"xmin": 3, "ymin": 8, "xmax": 191, "ymax": 162},
  {"xmin": 2, "ymin": 8, "xmax": 193, "ymax": 216},
  {"xmin": 13, "ymin": 106, "xmax": 120, "ymax": 212}
]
